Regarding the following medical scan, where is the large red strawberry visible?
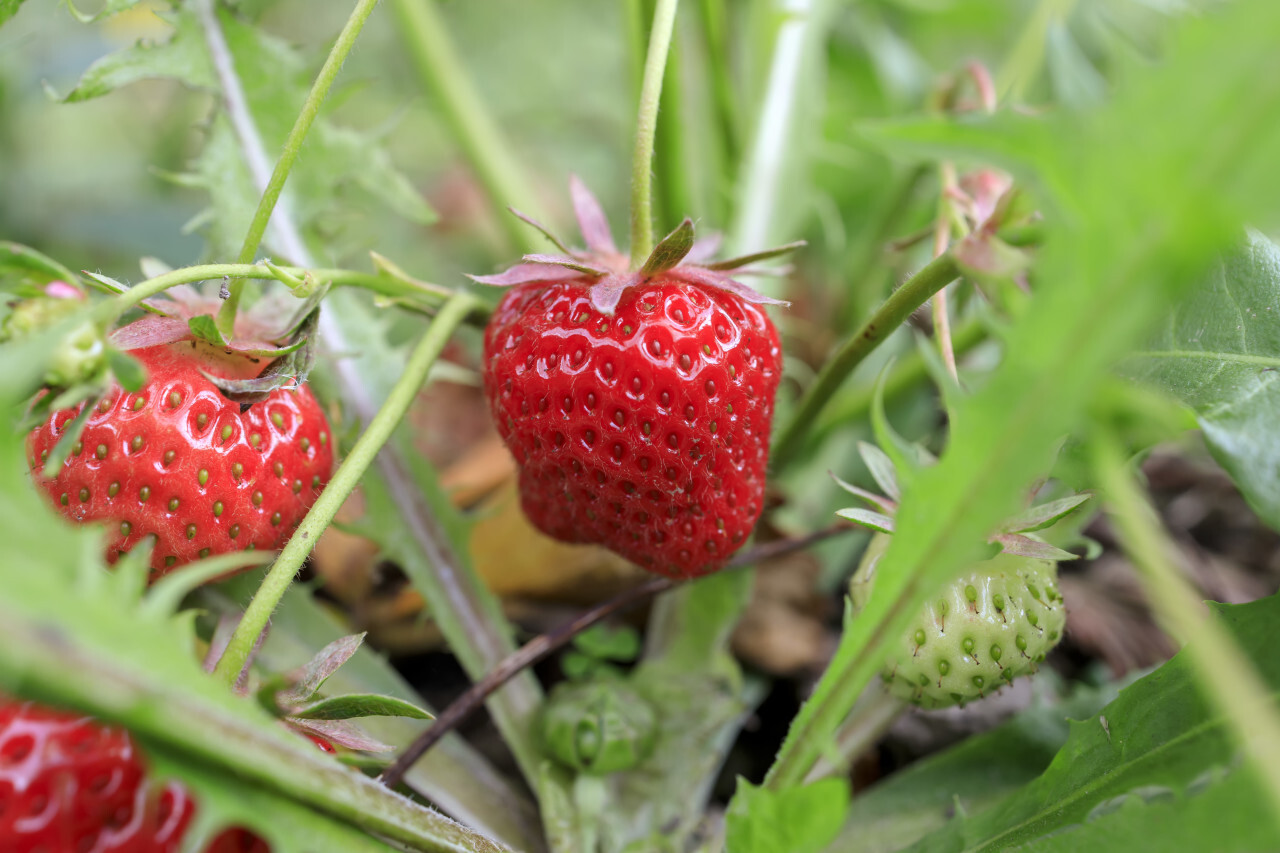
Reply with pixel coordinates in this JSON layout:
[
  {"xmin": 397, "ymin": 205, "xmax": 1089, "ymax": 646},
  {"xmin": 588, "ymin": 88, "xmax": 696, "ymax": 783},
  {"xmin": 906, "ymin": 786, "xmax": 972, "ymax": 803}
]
[
  {"xmin": 477, "ymin": 179, "xmax": 793, "ymax": 579},
  {"xmin": 27, "ymin": 307, "xmax": 333, "ymax": 578},
  {"xmin": 0, "ymin": 696, "xmax": 278, "ymax": 852}
]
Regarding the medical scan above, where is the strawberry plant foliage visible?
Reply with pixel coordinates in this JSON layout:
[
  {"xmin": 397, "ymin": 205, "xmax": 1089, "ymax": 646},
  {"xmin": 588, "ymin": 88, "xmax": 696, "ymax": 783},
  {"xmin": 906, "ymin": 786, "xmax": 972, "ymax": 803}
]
[{"xmin": 1120, "ymin": 230, "xmax": 1280, "ymax": 533}]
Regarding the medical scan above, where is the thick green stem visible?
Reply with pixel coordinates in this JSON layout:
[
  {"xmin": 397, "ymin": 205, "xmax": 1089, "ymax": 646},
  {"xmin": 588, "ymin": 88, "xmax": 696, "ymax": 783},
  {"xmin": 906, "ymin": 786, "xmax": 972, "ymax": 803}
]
[
  {"xmin": 630, "ymin": 0, "xmax": 681, "ymax": 267},
  {"xmin": 213, "ymin": 292, "xmax": 479, "ymax": 685},
  {"xmin": 771, "ymin": 253, "xmax": 960, "ymax": 470},
  {"xmin": 391, "ymin": 0, "xmax": 542, "ymax": 254},
  {"xmin": 220, "ymin": 0, "xmax": 384, "ymax": 332},
  {"xmin": 1094, "ymin": 438, "xmax": 1280, "ymax": 827}
]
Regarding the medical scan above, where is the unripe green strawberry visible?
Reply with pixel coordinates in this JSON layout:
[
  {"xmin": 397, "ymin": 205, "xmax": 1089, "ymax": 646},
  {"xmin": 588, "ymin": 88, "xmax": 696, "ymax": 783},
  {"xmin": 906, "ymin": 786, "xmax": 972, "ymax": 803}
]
[
  {"xmin": 540, "ymin": 680, "xmax": 657, "ymax": 774},
  {"xmin": 851, "ymin": 534, "xmax": 1067, "ymax": 709}
]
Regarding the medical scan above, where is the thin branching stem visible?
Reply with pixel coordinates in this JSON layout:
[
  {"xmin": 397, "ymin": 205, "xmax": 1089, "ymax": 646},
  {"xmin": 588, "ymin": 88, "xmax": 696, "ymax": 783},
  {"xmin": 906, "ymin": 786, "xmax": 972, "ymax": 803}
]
[
  {"xmin": 630, "ymin": 0, "xmax": 681, "ymax": 267},
  {"xmin": 378, "ymin": 522, "xmax": 856, "ymax": 789},
  {"xmin": 95, "ymin": 263, "xmax": 453, "ymax": 326},
  {"xmin": 213, "ymin": 292, "xmax": 479, "ymax": 685},
  {"xmin": 218, "ymin": 0, "xmax": 384, "ymax": 332},
  {"xmin": 771, "ymin": 252, "xmax": 961, "ymax": 470}
]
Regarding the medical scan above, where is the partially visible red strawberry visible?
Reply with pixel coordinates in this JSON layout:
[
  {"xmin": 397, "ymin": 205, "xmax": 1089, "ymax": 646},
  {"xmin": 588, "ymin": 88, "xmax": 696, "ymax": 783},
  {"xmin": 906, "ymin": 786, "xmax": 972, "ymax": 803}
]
[
  {"xmin": 27, "ymin": 337, "xmax": 333, "ymax": 577},
  {"xmin": 477, "ymin": 179, "xmax": 790, "ymax": 579},
  {"xmin": 0, "ymin": 697, "xmax": 192, "ymax": 852},
  {"xmin": 0, "ymin": 696, "xmax": 279, "ymax": 852},
  {"xmin": 206, "ymin": 828, "xmax": 270, "ymax": 852}
]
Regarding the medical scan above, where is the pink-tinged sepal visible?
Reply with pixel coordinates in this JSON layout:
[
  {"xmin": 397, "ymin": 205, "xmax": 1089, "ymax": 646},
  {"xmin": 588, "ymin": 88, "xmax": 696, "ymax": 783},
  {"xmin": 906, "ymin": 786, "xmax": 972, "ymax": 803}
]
[
  {"xmin": 570, "ymin": 173, "xmax": 618, "ymax": 254},
  {"xmin": 471, "ymin": 177, "xmax": 804, "ymax": 315}
]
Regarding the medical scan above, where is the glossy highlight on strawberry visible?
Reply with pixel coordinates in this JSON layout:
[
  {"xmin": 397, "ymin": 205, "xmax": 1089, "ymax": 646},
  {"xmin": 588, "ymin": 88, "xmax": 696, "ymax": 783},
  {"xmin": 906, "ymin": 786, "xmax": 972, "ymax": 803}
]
[
  {"xmin": 484, "ymin": 277, "xmax": 782, "ymax": 579},
  {"xmin": 27, "ymin": 341, "xmax": 334, "ymax": 577},
  {"xmin": 0, "ymin": 697, "xmax": 192, "ymax": 852},
  {"xmin": 0, "ymin": 696, "xmax": 273, "ymax": 852}
]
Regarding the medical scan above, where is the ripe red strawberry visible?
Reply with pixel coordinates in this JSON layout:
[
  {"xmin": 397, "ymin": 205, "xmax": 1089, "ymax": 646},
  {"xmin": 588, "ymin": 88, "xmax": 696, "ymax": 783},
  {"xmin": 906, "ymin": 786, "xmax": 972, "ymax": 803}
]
[
  {"xmin": 477, "ymin": 179, "xmax": 792, "ymax": 579},
  {"xmin": 0, "ymin": 696, "xmax": 276, "ymax": 852},
  {"xmin": 0, "ymin": 697, "xmax": 192, "ymax": 852},
  {"xmin": 27, "ymin": 335, "xmax": 334, "ymax": 577}
]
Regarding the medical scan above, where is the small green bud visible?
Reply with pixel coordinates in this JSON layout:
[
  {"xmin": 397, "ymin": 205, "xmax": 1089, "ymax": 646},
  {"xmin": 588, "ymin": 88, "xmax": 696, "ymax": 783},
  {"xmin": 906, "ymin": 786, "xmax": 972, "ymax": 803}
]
[{"xmin": 540, "ymin": 680, "xmax": 657, "ymax": 775}]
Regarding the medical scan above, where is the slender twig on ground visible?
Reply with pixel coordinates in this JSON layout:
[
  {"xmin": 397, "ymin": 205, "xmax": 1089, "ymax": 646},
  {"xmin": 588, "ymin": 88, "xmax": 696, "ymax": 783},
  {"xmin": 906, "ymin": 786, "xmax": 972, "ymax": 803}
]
[{"xmin": 378, "ymin": 522, "xmax": 856, "ymax": 789}]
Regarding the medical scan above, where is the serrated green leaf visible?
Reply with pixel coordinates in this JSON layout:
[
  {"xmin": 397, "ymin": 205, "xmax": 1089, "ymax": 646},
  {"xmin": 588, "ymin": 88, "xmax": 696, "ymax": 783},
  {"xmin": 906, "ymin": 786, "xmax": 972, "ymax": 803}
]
[
  {"xmin": 828, "ymin": 679, "xmax": 1126, "ymax": 853},
  {"xmin": 726, "ymin": 778, "xmax": 850, "ymax": 853},
  {"xmin": 770, "ymin": 0, "xmax": 1280, "ymax": 792},
  {"xmin": 292, "ymin": 693, "xmax": 433, "ymax": 721},
  {"xmin": 0, "ymin": 369, "xmax": 510, "ymax": 853},
  {"xmin": 202, "ymin": 580, "xmax": 545, "ymax": 853},
  {"xmin": 1119, "ymin": 231, "xmax": 1280, "ymax": 533},
  {"xmin": 61, "ymin": 9, "xmax": 216, "ymax": 103},
  {"xmin": 904, "ymin": 596, "xmax": 1280, "ymax": 852}
]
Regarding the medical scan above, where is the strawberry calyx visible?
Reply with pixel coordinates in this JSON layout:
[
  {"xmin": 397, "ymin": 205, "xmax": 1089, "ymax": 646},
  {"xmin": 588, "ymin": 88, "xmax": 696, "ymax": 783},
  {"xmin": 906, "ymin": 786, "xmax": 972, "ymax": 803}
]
[
  {"xmin": 834, "ymin": 440, "xmax": 1091, "ymax": 561},
  {"xmin": 469, "ymin": 176, "xmax": 801, "ymax": 315},
  {"xmin": 111, "ymin": 283, "xmax": 326, "ymax": 406}
]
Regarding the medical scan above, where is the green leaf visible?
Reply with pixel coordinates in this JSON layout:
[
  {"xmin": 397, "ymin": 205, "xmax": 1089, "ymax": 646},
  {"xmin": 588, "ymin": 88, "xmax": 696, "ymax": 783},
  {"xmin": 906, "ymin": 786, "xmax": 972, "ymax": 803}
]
[
  {"xmin": 0, "ymin": 242, "xmax": 81, "ymax": 289},
  {"xmin": 726, "ymin": 778, "xmax": 851, "ymax": 853},
  {"xmin": 64, "ymin": 0, "xmax": 152, "ymax": 24},
  {"xmin": 0, "ymin": 0, "xmax": 26, "ymax": 27},
  {"xmin": 277, "ymin": 633, "xmax": 366, "ymax": 707},
  {"xmin": 835, "ymin": 507, "xmax": 896, "ymax": 534},
  {"xmin": 60, "ymin": 9, "xmax": 216, "ymax": 102},
  {"xmin": 904, "ymin": 596, "xmax": 1280, "ymax": 852},
  {"xmin": 768, "ymin": 0, "xmax": 1280, "ymax": 790},
  {"xmin": 203, "ymin": 580, "xmax": 545, "ymax": 853},
  {"xmin": 1119, "ymin": 231, "xmax": 1280, "ymax": 532},
  {"xmin": 291, "ymin": 693, "xmax": 433, "ymax": 721},
  {"xmin": 572, "ymin": 624, "xmax": 642, "ymax": 663},
  {"xmin": 828, "ymin": 679, "xmax": 1125, "ymax": 853},
  {"xmin": 0, "ymin": 382, "xmax": 508, "ymax": 853},
  {"xmin": 641, "ymin": 218, "xmax": 696, "ymax": 276},
  {"xmin": 187, "ymin": 314, "xmax": 228, "ymax": 346},
  {"xmin": 996, "ymin": 494, "xmax": 1092, "ymax": 534}
]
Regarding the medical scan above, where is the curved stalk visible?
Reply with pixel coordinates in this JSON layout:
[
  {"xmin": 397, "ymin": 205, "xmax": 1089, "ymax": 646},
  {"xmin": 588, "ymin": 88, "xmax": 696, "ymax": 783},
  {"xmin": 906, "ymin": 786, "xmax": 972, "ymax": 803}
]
[
  {"xmin": 213, "ymin": 292, "xmax": 479, "ymax": 685},
  {"xmin": 96, "ymin": 263, "xmax": 454, "ymax": 327},
  {"xmin": 771, "ymin": 253, "xmax": 960, "ymax": 470},
  {"xmin": 629, "ymin": 0, "xmax": 681, "ymax": 266},
  {"xmin": 217, "ymin": 0, "xmax": 384, "ymax": 331}
]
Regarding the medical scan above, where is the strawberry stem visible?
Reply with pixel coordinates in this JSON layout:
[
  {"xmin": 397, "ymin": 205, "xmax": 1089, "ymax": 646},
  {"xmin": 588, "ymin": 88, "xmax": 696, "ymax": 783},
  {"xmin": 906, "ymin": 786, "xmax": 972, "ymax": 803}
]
[
  {"xmin": 216, "ymin": 0, "xmax": 383, "ymax": 336},
  {"xmin": 770, "ymin": 251, "xmax": 962, "ymax": 470},
  {"xmin": 629, "ymin": 0, "xmax": 681, "ymax": 268},
  {"xmin": 212, "ymin": 291, "xmax": 480, "ymax": 687},
  {"xmin": 96, "ymin": 263, "xmax": 456, "ymax": 326}
]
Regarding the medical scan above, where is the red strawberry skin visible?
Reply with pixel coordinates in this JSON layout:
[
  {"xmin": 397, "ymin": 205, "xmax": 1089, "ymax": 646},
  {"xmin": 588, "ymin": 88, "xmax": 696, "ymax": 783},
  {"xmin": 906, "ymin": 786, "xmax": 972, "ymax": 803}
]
[
  {"xmin": 0, "ymin": 698, "xmax": 193, "ymax": 852},
  {"xmin": 27, "ymin": 341, "xmax": 334, "ymax": 577},
  {"xmin": 483, "ymin": 277, "xmax": 782, "ymax": 579},
  {"xmin": 0, "ymin": 697, "xmax": 272, "ymax": 853}
]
